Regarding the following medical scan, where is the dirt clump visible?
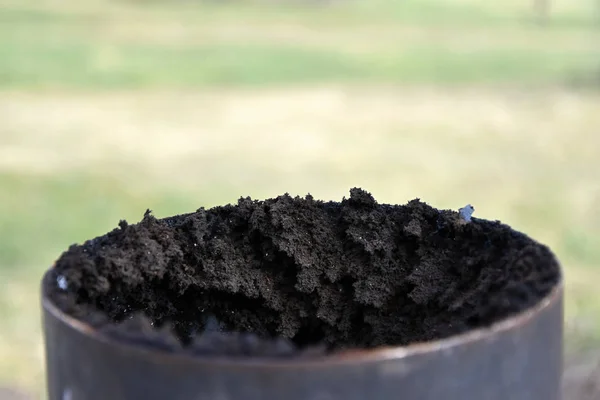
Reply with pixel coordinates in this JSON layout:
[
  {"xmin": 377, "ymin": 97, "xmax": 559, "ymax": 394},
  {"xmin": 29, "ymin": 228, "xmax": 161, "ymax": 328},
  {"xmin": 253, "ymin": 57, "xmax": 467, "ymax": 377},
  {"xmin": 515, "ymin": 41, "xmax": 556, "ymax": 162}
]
[{"xmin": 47, "ymin": 188, "xmax": 560, "ymax": 357}]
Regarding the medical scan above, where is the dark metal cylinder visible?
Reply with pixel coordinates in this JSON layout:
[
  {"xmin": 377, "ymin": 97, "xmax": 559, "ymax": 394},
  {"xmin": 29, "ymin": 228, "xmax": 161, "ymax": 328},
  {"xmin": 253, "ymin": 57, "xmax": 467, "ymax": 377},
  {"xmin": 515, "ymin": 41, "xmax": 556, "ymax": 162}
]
[{"xmin": 42, "ymin": 270, "xmax": 563, "ymax": 400}]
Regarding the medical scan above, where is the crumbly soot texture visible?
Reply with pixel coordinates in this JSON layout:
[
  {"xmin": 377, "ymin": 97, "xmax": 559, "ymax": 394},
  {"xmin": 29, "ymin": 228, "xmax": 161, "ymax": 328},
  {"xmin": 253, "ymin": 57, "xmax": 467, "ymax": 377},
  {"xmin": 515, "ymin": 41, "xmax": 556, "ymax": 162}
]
[{"xmin": 47, "ymin": 189, "xmax": 560, "ymax": 357}]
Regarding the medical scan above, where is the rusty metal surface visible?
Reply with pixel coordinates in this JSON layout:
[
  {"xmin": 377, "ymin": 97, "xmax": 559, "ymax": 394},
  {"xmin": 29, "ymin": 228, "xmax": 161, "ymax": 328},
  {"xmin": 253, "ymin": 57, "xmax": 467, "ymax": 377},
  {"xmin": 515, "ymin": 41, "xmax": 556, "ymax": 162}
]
[{"xmin": 42, "ymin": 270, "xmax": 563, "ymax": 400}]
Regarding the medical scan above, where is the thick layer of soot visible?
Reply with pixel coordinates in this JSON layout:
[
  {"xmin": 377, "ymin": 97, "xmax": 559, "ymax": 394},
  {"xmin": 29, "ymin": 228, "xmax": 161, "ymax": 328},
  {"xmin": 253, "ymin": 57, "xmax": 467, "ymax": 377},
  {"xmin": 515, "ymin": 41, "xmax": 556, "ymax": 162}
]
[{"xmin": 47, "ymin": 188, "xmax": 560, "ymax": 357}]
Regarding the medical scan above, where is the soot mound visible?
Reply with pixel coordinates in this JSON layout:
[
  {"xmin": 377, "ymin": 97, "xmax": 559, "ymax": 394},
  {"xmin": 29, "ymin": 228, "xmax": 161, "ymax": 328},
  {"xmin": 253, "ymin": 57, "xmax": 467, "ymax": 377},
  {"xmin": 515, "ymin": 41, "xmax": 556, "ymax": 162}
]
[{"xmin": 46, "ymin": 188, "xmax": 560, "ymax": 357}]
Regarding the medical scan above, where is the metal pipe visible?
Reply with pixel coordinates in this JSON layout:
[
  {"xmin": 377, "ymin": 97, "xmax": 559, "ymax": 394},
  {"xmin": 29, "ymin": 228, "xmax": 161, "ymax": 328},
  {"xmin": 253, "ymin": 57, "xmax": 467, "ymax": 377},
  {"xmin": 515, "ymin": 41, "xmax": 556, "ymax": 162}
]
[{"xmin": 42, "ymin": 269, "xmax": 563, "ymax": 400}]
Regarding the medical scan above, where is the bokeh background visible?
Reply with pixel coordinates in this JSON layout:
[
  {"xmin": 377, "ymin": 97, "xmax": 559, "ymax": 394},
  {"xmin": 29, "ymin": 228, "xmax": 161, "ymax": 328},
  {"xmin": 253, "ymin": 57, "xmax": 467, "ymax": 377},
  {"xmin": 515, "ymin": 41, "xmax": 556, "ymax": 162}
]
[{"xmin": 1, "ymin": 0, "xmax": 599, "ymax": 398}]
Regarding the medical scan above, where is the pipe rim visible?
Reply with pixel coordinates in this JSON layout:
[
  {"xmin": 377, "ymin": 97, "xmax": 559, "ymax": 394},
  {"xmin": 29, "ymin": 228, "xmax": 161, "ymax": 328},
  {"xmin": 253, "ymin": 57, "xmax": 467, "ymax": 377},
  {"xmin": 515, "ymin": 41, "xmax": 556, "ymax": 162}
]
[{"xmin": 42, "ymin": 267, "xmax": 563, "ymax": 368}]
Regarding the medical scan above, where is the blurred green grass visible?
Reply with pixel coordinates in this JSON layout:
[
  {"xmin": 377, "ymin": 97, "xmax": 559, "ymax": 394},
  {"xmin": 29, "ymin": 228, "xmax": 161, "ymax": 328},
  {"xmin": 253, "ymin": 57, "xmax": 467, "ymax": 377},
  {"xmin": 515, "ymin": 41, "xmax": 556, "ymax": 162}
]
[
  {"xmin": 1, "ymin": 0, "xmax": 600, "ymax": 397},
  {"xmin": 0, "ymin": 0, "xmax": 599, "ymax": 88}
]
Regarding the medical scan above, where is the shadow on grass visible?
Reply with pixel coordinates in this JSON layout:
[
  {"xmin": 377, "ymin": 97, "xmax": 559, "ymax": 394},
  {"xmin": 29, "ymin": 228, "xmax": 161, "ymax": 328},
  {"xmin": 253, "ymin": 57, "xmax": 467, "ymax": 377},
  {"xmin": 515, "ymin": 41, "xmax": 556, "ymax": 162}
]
[{"xmin": 567, "ymin": 66, "xmax": 600, "ymax": 91}]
